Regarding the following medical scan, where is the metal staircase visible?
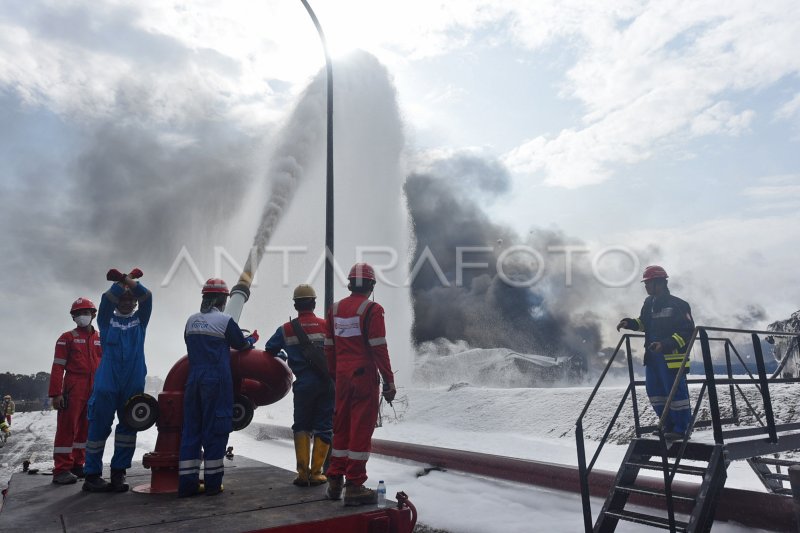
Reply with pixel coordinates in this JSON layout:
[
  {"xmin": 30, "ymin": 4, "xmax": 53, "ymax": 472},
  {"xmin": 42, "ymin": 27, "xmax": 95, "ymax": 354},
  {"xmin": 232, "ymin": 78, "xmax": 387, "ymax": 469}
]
[
  {"xmin": 747, "ymin": 456, "xmax": 800, "ymax": 496},
  {"xmin": 594, "ymin": 439, "xmax": 726, "ymax": 532},
  {"xmin": 576, "ymin": 326, "xmax": 800, "ymax": 532}
]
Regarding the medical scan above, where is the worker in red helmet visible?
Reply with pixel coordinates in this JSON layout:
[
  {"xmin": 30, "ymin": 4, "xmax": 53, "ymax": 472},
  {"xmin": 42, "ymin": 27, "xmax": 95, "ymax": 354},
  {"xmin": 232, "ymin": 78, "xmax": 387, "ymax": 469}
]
[
  {"xmin": 264, "ymin": 284, "xmax": 332, "ymax": 487},
  {"xmin": 49, "ymin": 297, "xmax": 103, "ymax": 485},
  {"xmin": 324, "ymin": 263, "xmax": 396, "ymax": 506},
  {"xmin": 617, "ymin": 265, "xmax": 694, "ymax": 446},
  {"xmin": 178, "ymin": 278, "xmax": 258, "ymax": 497}
]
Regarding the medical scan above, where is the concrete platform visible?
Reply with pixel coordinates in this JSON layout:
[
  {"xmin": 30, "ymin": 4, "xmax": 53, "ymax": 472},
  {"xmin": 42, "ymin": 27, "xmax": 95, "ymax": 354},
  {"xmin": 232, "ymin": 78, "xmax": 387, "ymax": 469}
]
[{"xmin": 0, "ymin": 457, "xmax": 387, "ymax": 532}]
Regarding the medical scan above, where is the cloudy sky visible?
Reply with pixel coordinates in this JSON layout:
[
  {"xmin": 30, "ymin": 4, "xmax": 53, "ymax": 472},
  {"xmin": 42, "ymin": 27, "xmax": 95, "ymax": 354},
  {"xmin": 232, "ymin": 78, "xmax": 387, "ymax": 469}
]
[{"xmin": 1, "ymin": 1, "xmax": 799, "ymax": 378}]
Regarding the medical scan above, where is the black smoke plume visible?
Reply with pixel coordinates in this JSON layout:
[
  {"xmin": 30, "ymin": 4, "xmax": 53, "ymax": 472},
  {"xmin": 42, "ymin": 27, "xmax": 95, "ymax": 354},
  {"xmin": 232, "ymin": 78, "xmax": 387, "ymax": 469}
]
[{"xmin": 405, "ymin": 153, "xmax": 602, "ymax": 360}]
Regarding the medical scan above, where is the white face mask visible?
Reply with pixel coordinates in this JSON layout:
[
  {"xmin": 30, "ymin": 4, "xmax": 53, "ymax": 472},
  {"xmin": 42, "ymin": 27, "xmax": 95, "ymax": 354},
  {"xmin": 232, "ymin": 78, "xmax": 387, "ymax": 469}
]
[{"xmin": 73, "ymin": 315, "xmax": 93, "ymax": 328}]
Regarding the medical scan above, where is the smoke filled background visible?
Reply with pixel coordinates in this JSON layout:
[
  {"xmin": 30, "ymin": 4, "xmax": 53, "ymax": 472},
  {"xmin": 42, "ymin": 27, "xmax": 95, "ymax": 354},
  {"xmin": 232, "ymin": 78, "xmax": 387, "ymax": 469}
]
[
  {"xmin": 405, "ymin": 153, "xmax": 606, "ymax": 362},
  {"xmin": 0, "ymin": 1, "xmax": 798, "ymax": 381}
]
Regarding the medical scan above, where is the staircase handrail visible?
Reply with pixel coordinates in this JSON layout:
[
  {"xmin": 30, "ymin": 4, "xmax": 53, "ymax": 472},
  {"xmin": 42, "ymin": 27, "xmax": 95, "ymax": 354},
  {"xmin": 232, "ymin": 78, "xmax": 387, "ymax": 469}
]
[{"xmin": 577, "ymin": 324, "xmax": 799, "ymax": 532}]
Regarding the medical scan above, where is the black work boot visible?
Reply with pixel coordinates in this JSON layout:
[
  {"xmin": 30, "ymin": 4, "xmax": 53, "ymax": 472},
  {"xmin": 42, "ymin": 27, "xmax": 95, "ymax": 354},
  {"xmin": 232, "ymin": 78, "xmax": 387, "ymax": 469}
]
[
  {"xmin": 70, "ymin": 464, "xmax": 86, "ymax": 479},
  {"xmin": 326, "ymin": 475, "xmax": 343, "ymax": 500},
  {"xmin": 110, "ymin": 469, "xmax": 129, "ymax": 493},
  {"xmin": 82, "ymin": 474, "xmax": 113, "ymax": 493},
  {"xmin": 52, "ymin": 471, "xmax": 78, "ymax": 485}
]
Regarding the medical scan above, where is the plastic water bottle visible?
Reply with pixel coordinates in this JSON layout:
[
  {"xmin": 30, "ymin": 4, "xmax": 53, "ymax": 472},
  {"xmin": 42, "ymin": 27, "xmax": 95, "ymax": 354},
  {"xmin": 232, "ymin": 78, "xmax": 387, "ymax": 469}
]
[{"xmin": 377, "ymin": 480, "xmax": 386, "ymax": 508}]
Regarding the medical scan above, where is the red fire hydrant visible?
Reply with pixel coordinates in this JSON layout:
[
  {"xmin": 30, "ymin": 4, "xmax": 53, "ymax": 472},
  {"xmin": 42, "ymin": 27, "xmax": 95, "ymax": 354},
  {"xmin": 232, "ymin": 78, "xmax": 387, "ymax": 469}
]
[{"xmin": 138, "ymin": 349, "xmax": 292, "ymax": 493}]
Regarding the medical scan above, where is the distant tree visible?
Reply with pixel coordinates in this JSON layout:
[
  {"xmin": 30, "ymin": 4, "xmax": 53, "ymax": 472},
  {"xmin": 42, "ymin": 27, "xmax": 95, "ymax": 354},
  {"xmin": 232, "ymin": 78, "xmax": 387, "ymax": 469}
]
[{"xmin": 0, "ymin": 371, "xmax": 51, "ymax": 401}]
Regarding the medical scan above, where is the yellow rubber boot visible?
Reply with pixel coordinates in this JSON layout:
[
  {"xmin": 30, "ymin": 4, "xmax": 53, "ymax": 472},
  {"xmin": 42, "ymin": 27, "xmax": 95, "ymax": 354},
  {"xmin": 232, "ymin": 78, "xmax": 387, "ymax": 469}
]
[
  {"xmin": 293, "ymin": 432, "xmax": 311, "ymax": 486},
  {"xmin": 309, "ymin": 436, "xmax": 330, "ymax": 486}
]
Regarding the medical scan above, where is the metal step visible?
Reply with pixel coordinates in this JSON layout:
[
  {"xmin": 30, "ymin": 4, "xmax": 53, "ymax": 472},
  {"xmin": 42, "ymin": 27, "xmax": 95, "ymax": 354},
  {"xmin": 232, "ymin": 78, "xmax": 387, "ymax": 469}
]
[
  {"xmin": 632, "ymin": 438, "xmax": 716, "ymax": 462},
  {"xmin": 626, "ymin": 460, "xmax": 707, "ymax": 477},
  {"xmin": 752, "ymin": 457, "xmax": 800, "ymax": 467},
  {"xmin": 615, "ymin": 484, "xmax": 696, "ymax": 503},
  {"xmin": 603, "ymin": 509, "xmax": 688, "ymax": 531},
  {"xmin": 762, "ymin": 472, "xmax": 790, "ymax": 481}
]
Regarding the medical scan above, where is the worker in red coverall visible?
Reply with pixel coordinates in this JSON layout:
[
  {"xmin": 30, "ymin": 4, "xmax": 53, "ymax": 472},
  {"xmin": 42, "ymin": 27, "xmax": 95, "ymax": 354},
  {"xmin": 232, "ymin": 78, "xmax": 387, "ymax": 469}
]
[
  {"xmin": 324, "ymin": 263, "xmax": 397, "ymax": 506},
  {"xmin": 49, "ymin": 297, "xmax": 103, "ymax": 485}
]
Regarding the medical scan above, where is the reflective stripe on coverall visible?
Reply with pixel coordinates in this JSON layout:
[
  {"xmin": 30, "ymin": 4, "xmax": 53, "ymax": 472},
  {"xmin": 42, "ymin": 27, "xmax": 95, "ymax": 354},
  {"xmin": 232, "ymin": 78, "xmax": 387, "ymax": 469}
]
[
  {"xmin": 264, "ymin": 311, "xmax": 332, "ymax": 442},
  {"xmin": 50, "ymin": 327, "xmax": 102, "ymax": 474},
  {"xmin": 633, "ymin": 290, "xmax": 694, "ymax": 433},
  {"xmin": 325, "ymin": 295, "xmax": 394, "ymax": 487},
  {"xmin": 179, "ymin": 308, "xmax": 250, "ymax": 496},
  {"xmin": 85, "ymin": 282, "xmax": 152, "ymax": 476}
]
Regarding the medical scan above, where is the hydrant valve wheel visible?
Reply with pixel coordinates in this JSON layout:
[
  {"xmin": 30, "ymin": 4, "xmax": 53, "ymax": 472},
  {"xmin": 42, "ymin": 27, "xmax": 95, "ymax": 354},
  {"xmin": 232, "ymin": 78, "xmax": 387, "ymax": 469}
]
[{"xmin": 123, "ymin": 393, "xmax": 159, "ymax": 431}]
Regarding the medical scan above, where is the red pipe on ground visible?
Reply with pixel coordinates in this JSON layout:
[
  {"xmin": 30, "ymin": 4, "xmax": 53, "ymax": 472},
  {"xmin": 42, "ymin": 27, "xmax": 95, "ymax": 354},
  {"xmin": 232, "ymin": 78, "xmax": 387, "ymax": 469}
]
[{"xmin": 370, "ymin": 439, "xmax": 793, "ymax": 532}]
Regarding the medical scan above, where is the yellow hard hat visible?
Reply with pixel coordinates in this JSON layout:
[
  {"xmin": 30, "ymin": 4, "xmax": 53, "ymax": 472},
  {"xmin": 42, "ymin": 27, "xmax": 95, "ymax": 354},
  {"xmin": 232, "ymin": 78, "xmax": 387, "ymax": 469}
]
[{"xmin": 293, "ymin": 284, "xmax": 316, "ymax": 300}]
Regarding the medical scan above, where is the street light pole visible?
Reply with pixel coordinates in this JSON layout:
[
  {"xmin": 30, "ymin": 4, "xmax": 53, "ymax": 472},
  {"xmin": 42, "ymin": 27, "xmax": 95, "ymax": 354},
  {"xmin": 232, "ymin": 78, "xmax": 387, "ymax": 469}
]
[{"xmin": 300, "ymin": 0, "xmax": 335, "ymax": 316}]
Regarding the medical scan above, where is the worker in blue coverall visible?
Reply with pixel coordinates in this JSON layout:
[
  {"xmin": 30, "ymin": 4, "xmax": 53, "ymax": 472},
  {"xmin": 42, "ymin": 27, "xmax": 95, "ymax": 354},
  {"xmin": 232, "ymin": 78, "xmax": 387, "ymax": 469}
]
[
  {"xmin": 617, "ymin": 265, "xmax": 694, "ymax": 446},
  {"xmin": 264, "ymin": 284, "xmax": 332, "ymax": 487},
  {"xmin": 84, "ymin": 268, "xmax": 151, "ymax": 493},
  {"xmin": 178, "ymin": 278, "xmax": 258, "ymax": 497}
]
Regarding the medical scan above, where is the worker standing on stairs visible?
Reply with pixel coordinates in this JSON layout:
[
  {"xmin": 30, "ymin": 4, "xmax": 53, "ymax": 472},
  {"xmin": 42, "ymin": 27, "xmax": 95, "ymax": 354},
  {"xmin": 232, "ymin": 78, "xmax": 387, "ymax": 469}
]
[
  {"xmin": 263, "ymin": 284, "xmax": 333, "ymax": 488},
  {"xmin": 49, "ymin": 297, "xmax": 103, "ymax": 485},
  {"xmin": 84, "ymin": 268, "xmax": 151, "ymax": 493},
  {"xmin": 324, "ymin": 263, "xmax": 397, "ymax": 506},
  {"xmin": 617, "ymin": 265, "xmax": 694, "ymax": 444},
  {"xmin": 178, "ymin": 278, "xmax": 257, "ymax": 497}
]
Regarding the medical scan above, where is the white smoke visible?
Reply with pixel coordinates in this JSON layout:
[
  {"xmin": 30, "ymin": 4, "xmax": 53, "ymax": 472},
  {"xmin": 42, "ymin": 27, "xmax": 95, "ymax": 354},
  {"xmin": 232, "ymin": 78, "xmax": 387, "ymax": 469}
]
[{"xmin": 240, "ymin": 50, "xmax": 414, "ymax": 387}]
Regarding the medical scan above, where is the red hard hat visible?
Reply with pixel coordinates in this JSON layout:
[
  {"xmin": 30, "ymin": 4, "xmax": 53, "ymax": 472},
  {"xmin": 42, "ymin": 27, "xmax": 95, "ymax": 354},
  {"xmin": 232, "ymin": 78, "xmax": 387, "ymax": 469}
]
[
  {"xmin": 70, "ymin": 297, "xmax": 96, "ymax": 314},
  {"xmin": 641, "ymin": 265, "xmax": 668, "ymax": 282},
  {"xmin": 348, "ymin": 263, "xmax": 376, "ymax": 281},
  {"xmin": 202, "ymin": 278, "xmax": 229, "ymax": 295}
]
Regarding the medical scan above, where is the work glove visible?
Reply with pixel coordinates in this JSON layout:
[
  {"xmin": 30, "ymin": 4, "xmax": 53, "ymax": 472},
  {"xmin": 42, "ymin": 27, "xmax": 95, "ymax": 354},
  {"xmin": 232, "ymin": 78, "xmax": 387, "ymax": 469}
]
[
  {"xmin": 51, "ymin": 395, "xmax": 65, "ymax": 410},
  {"xmin": 648, "ymin": 341, "xmax": 663, "ymax": 354},
  {"xmin": 616, "ymin": 318, "xmax": 636, "ymax": 331},
  {"xmin": 246, "ymin": 329, "xmax": 259, "ymax": 347},
  {"xmin": 106, "ymin": 268, "xmax": 126, "ymax": 282},
  {"xmin": 382, "ymin": 382, "xmax": 397, "ymax": 404},
  {"xmin": 128, "ymin": 268, "xmax": 144, "ymax": 279}
]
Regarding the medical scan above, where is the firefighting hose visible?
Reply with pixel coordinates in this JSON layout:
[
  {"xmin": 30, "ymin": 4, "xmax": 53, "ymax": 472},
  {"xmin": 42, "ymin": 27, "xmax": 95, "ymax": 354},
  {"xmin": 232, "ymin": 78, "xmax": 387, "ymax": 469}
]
[{"xmin": 395, "ymin": 491, "xmax": 418, "ymax": 529}]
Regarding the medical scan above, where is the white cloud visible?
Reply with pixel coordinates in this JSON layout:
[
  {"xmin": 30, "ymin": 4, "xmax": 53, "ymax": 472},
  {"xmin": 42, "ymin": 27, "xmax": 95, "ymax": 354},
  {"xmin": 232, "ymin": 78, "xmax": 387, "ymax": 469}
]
[
  {"xmin": 690, "ymin": 101, "xmax": 755, "ymax": 137},
  {"xmin": 742, "ymin": 174, "xmax": 800, "ymax": 211},
  {"xmin": 502, "ymin": 0, "xmax": 800, "ymax": 187},
  {"xmin": 775, "ymin": 92, "xmax": 800, "ymax": 121},
  {"xmin": 611, "ymin": 212, "xmax": 800, "ymax": 326}
]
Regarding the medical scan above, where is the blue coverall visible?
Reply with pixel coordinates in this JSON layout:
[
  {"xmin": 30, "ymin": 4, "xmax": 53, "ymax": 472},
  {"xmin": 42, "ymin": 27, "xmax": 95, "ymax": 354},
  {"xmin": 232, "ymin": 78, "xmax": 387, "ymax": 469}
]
[
  {"xmin": 264, "ymin": 311, "xmax": 333, "ymax": 443},
  {"xmin": 85, "ymin": 282, "xmax": 152, "ymax": 477},
  {"xmin": 633, "ymin": 290, "xmax": 695, "ymax": 434},
  {"xmin": 178, "ymin": 308, "xmax": 252, "ymax": 496}
]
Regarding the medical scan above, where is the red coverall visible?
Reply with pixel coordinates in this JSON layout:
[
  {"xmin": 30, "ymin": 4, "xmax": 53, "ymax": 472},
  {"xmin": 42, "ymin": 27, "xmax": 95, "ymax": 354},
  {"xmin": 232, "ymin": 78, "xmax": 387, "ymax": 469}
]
[
  {"xmin": 324, "ymin": 294, "xmax": 394, "ymax": 487},
  {"xmin": 49, "ymin": 327, "xmax": 102, "ymax": 475}
]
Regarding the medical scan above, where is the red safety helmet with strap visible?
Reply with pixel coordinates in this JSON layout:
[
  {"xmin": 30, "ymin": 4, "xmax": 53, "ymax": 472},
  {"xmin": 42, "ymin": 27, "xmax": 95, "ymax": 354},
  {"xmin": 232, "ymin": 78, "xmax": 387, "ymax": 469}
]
[
  {"xmin": 70, "ymin": 297, "xmax": 97, "ymax": 314},
  {"xmin": 202, "ymin": 278, "xmax": 230, "ymax": 295},
  {"xmin": 641, "ymin": 265, "xmax": 668, "ymax": 282},
  {"xmin": 348, "ymin": 263, "xmax": 376, "ymax": 282}
]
